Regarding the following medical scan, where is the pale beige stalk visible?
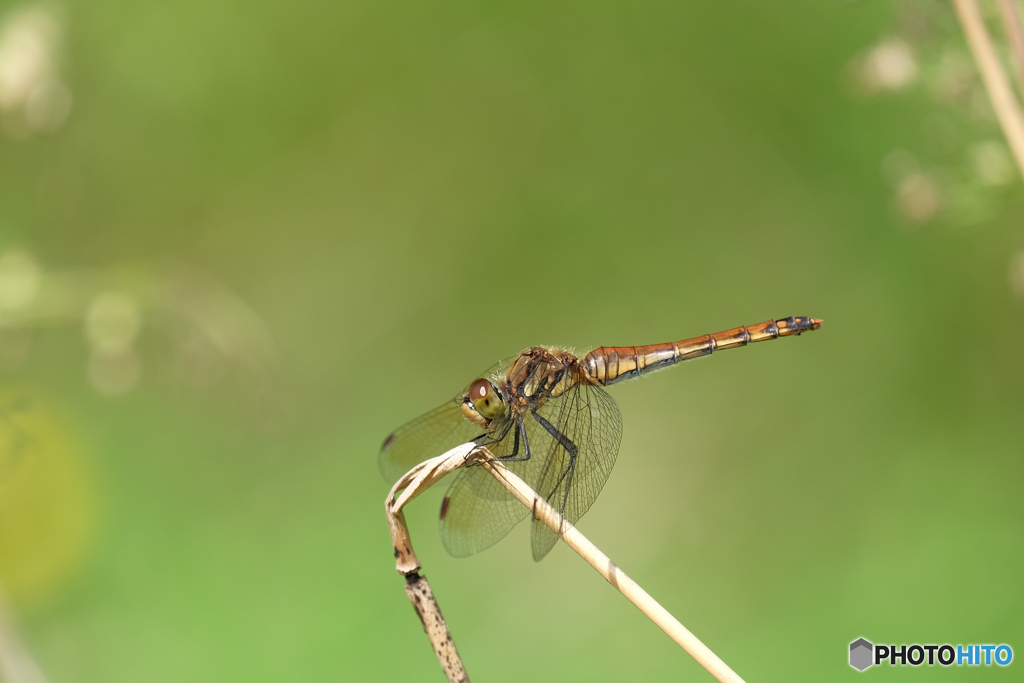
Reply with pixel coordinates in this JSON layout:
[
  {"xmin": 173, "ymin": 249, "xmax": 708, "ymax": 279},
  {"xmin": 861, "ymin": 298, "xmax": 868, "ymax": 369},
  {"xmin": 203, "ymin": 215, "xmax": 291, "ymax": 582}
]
[
  {"xmin": 386, "ymin": 443, "xmax": 476, "ymax": 683},
  {"xmin": 997, "ymin": 0, "xmax": 1024, "ymax": 96},
  {"xmin": 385, "ymin": 442, "xmax": 746, "ymax": 683},
  {"xmin": 473, "ymin": 448, "xmax": 746, "ymax": 683},
  {"xmin": 953, "ymin": 0, "xmax": 1024, "ymax": 178}
]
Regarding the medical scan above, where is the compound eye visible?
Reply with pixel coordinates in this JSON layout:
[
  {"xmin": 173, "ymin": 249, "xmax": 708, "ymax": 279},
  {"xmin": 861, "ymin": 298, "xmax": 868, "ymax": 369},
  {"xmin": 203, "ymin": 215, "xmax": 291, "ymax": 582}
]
[
  {"xmin": 469, "ymin": 378, "xmax": 490, "ymax": 402},
  {"xmin": 468, "ymin": 378, "xmax": 504, "ymax": 420}
]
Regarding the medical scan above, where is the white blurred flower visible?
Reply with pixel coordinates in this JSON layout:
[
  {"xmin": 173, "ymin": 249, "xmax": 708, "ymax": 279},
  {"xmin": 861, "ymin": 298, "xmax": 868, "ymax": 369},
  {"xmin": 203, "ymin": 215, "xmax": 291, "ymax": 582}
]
[
  {"xmin": 970, "ymin": 140, "xmax": 1015, "ymax": 186},
  {"xmin": 881, "ymin": 151, "xmax": 943, "ymax": 226},
  {"xmin": 85, "ymin": 292, "xmax": 141, "ymax": 354},
  {"xmin": 0, "ymin": 3, "xmax": 71, "ymax": 135},
  {"xmin": 85, "ymin": 292, "xmax": 142, "ymax": 396},
  {"xmin": 851, "ymin": 37, "xmax": 918, "ymax": 95},
  {"xmin": 0, "ymin": 251, "xmax": 278, "ymax": 402},
  {"xmin": 0, "ymin": 249, "xmax": 41, "ymax": 313},
  {"xmin": 895, "ymin": 171, "xmax": 942, "ymax": 225}
]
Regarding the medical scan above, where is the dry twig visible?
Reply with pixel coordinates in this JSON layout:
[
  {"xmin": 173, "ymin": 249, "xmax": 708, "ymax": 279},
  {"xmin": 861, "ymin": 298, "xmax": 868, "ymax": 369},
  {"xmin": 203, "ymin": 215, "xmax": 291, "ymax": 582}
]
[
  {"xmin": 953, "ymin": 0, "xmax": 1024, "ymax": 178},
  {"xmin": 386, "ymin": 443, "xmax": 477, "ymax": 683},
  {"xmin": 997, "ymin": 0, "xmax": 1024, "ymax": 96},
  {"xmin": 385, "ymin": 443, "xmax": 746, "ymax": 683}
]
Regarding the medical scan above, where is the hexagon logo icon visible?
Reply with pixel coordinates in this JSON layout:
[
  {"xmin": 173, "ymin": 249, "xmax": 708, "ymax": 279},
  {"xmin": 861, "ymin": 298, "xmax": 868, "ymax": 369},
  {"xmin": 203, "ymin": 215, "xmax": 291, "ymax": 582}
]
[{"xmin": 850, "ymin": 638, "xmax": 873, "ymax": 671}]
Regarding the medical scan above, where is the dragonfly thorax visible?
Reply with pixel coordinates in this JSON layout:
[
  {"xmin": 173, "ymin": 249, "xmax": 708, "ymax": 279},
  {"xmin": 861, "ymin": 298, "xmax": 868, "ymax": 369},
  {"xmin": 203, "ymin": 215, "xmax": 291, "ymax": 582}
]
[{"xmin": 505, "ymin": 347, "xmax": 584, "ymax": 403}]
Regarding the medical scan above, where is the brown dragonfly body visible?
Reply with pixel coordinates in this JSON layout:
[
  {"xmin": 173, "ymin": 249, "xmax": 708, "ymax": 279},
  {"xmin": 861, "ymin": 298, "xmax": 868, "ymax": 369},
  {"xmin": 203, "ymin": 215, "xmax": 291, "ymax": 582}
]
[
  {"xmin": 380, "ymin": 316, "xmax": 821, "ymax": 561},
  {"xmin": 584, "ymin": 316, "xmax": 821, "ymax": 385}
]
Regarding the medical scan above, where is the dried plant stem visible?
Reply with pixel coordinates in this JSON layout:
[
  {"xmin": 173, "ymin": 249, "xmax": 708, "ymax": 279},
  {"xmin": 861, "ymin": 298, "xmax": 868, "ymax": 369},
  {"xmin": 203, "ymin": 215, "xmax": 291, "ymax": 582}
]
[
  {"xmin": 997, "ymin": 0, "xmax": 1024, "ymax": 96},
  {"xmin": 475, "ymin": 450, "xmax": 746, "ymax": 683},
  {"xmin": 385, "ymin": 443, "xmax": 745, "ymax": 683},
  {"xmin": 953, "ymin": 0, "xmax": 1024, "ymax": 178},
  {"xmin": 386, "ymin": 444, "xmax": 477, "ymax": 683}
]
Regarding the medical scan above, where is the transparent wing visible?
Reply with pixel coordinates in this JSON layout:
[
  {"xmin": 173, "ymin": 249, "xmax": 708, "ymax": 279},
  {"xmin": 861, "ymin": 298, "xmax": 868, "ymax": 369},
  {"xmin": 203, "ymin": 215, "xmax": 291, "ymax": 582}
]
[
  {"xmin": 438, "ymin": 406, "xmax": 559, "ymax": 557},
  {"xmin": 529, "ymin": 382, "xmax": 622, "ymax": 561},
  {"xmin": 438, "ymin": 465, "xmax": 528, "ymax": 557},
  {"xmin": 378, "ymin": 399, "xmax": 485, "ymax": 485},
  {"xmin": 439, "ymin": 382, "xmax": 622, "ymax": 561},
  {"xmin": 379, "ymin": 356, "xmax": 522, "ymax": 485}
]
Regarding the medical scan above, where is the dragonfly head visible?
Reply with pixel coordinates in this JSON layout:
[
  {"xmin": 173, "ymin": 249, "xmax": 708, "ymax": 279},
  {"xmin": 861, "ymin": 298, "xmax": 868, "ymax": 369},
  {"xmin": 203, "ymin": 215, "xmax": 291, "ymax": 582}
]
[{"xmin": 461, "ymin": 378, "xmax": 506, "ymax": 426}]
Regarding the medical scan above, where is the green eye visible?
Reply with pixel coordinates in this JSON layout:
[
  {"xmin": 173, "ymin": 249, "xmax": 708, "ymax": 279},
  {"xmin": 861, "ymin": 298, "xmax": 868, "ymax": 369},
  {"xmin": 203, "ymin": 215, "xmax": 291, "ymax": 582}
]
[{"xmin": 468, "ymin": 378, "xmax": 504, "ymax": 420}]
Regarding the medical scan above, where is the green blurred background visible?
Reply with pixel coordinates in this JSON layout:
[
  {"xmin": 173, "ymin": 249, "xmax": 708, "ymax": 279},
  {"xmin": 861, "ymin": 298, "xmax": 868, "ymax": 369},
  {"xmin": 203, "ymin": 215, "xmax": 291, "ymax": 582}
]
[{"xmin": 0, "ymin": 0, "xmax": 1022, "ymax": 680}]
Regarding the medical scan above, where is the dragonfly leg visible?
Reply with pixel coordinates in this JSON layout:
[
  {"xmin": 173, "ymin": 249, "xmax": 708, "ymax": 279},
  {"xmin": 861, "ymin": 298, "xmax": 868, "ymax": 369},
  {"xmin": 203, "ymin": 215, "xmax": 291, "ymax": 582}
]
[
  {"xmin": 497, "ymin": 418, "xmax": 532, "ymax": 463},
  {"xmin": 482, "ymin": 417, "xmax": 513, "ymax": 446},
  {"xmin": 553, "ymin": 453, "xmax": 578, "ymax": 534},
  {"xmin": 530, "ymin": 413, "xmax": 580, "ymax": 523},
  {"xmin": 531, "ymin": 413, "xmax": 578, "ymax": 458}
]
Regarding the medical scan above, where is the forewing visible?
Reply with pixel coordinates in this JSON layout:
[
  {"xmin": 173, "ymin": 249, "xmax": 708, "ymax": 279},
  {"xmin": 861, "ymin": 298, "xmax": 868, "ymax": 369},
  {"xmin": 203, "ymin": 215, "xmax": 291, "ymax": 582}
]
[
  {"xmin": 437, "ymin": 411, "xmax": 531, "ymax": 556},
  {"xmin": 378, "ymin": 358, "xmax": 515, "ymax": 485},
  {"xmin": 438, "ymin": 465, "xmax": 529, "ymax": 557},
  {"xmin": 530, "ymin": 382, "xmax": 622, "ymax": 561},
  {"xmin": 378, "ymin": 400, "xmax": 484, "ymax": 485}
]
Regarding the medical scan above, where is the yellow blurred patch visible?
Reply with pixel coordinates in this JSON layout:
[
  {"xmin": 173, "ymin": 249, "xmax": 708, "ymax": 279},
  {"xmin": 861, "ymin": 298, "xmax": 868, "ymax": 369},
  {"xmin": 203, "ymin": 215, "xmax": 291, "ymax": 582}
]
[{"xmin": 0, "ymin": 390, "xmax": 94, "ymax": 603}]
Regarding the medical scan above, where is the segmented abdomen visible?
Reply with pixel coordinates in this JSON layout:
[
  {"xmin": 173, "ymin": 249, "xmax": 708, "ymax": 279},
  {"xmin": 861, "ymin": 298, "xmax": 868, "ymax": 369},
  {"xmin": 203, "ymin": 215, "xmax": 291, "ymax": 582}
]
[{"xmin": 583, "ymin": 316, "xmax": 821, "ymax": 386}]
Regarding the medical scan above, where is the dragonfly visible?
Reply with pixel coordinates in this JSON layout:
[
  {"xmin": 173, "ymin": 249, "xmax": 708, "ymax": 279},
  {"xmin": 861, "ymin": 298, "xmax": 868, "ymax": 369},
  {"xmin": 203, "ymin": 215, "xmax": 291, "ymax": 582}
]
[{"xmin": 380, "ymin": 316, "xmax": 821, "ymax": 561}]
